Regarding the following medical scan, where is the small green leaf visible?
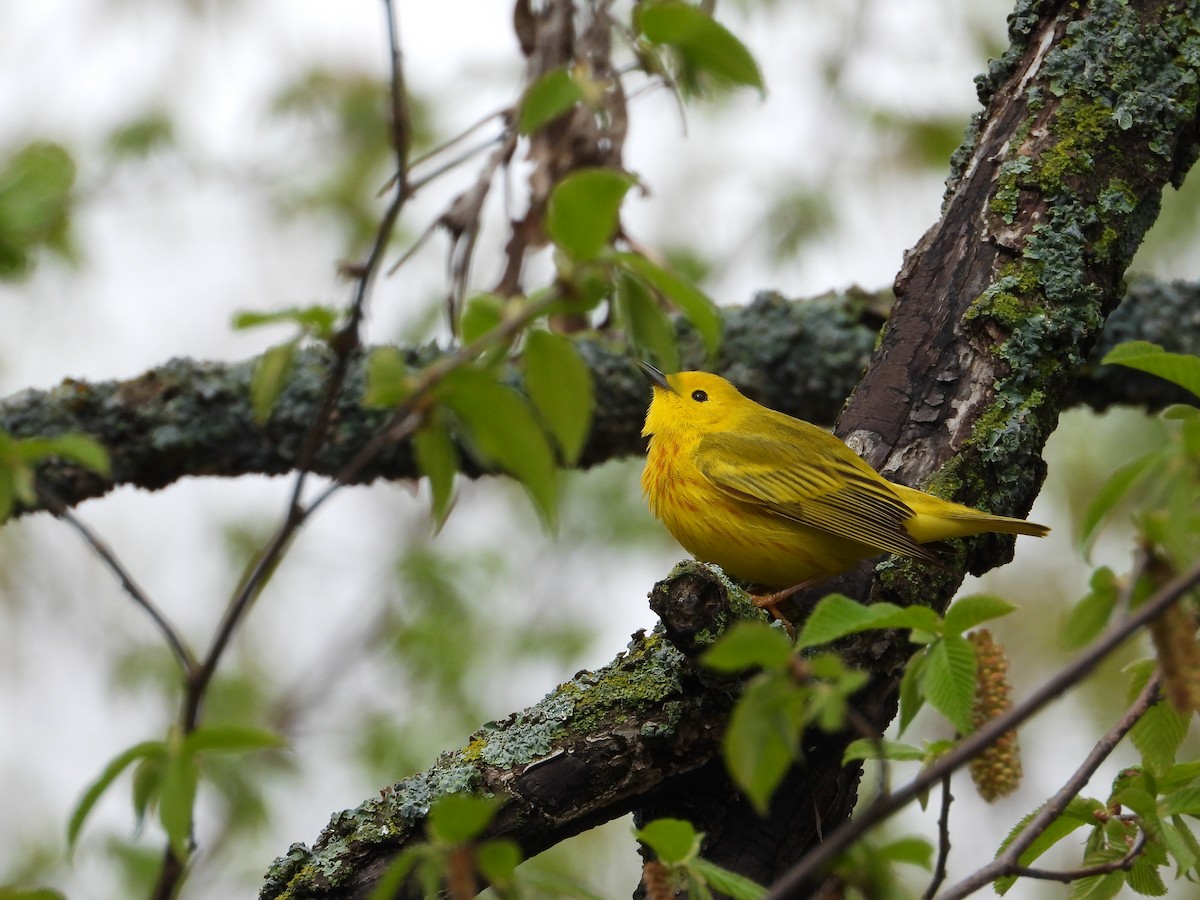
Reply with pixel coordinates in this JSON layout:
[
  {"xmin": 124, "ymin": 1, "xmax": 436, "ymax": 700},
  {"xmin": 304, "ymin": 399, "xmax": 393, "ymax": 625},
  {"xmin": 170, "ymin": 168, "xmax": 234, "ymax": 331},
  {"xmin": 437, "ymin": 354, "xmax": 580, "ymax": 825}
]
[
  {"xmin": 366, "ymin": 848, "xmax": 422, "ymax": 900},
  {"xmin": 250, "ymin": 340, "xmax": 297, "ymax": 424},
  {"xmin": 68, "ymin": 740, "xmax": 165, "ymax": 850},
  {"xmin": 1103, "ymin": 341, "xmax": 1200, "ymax": 400},
  {"xmin": 923, "ymin": 635, "xmax": 976, "ymax": 735},
  {"xmin": 0, "ymin": 141, "xmax": 77, "ymax": 279},
  {"xmin": 19, "ymin": 433, "xmax": 111, "ymax": 478},
  {"xmin": 1130, "ymin": 699, "xmax": 1188, "ymax": 778},
  {"xmin": 943, "ymin": 594, "xmax": 1017, "ymax": 636},
  {"xmin": 427, "ymin": 793, "xmax": 503, "ymax": 845},
  {"xmin": 876, "ymin": 836, "xmax": 934, "ymax": 870},
  {"xmin": 795, "ymin": 595, "xmax": 929, "ymax": 649},
  {"xmin": 635, "ymin": 818, "xmax": 701, "ymax": 865},
  {"xmin": 440, "ymin": 368, "xmax": 559, "ymax": 526},
  {"xmin": 616, "ymin": 253, "xmax": 722, "ymax": 358},
  {"xmin": 0, "ymin": 888, "xmax": 68, "ymax": 900},
  {"xmin": 994, "ymin": 797, "xmax": 1102, "ymax": 894},
  {"xmin": 362, "ymin": 346, "xmax": 411, "ymax": 408},
  {"xmin": 460, "ymin": 293, "xmax": 505, "ymax": 344},
  {"xmin": 690, "ymin": 857, "xmax": 767, "ymax": 900},
  {"xmin": 159, "ymin": 747, "xmax": 198, "ymax": 861},
  {"xmin": 723, "ymin": 674, "xmax": 806, "ymax": 814},
  {"xmin": 701, "ymin": 620, "xmax": 794, "ymax": 673},
  {"xmin": 1079, "ymin": 453, "xmax": 1157, "ymax": 554},
  {"xmin": 1126, "ymin": 852, "xmax": 1167, "ymax": 896},
  {"xmin": 476, "ymin": 838, "xmax": 522, "ymax": 885},
  {"xmin": 413, "ymin": 413, "xmax": 458, "ymax": 530},
  {"xmin": 1062, "ymin": 568, "xmax": 1120, "ymax": 650},
  {"xmin": 616, "ymin": 270, "xmax": 678, "ymax": 373},
  {"xmin": 231, "ymin": 305, "xmax": 340, "ymax": 340},
  {"xmin": 898, "ymin": 648, "xmax": 927, "ymax": 734},
  {"xmin": 523, "ymin": 330, "xmax": 594, "ymax": 464},
  {"xmin": 637, "ymin": 2, "xmax": 764, "ymax": 91},
  {"xmin": 1163, "ymin": 816, "xmax": 1200, "ymax": 875},
  {"xmin": 131, "ymin": 754, "xmax": 164, "ymax": 827},
  {"xmin": 842, "ymin": 738, "xmax": 926, "ymax": 764},
  {"xmin": 1160, "ymin": 785, "xmax": 1200, "ymax": 817},
  {"xmin": 545, "ymin": 168, "xmax": 636, "ymax": 260},
  {"xmin": 107, "ymin": 110, "xmax": 175, "ymax": 160},
  {"xmin": 183, "ymin": 724, "xmax": 287, "ymax": 755},
  {"xmin": 518, "ymin": 67, "xmax": 585, "ymax": 135}
]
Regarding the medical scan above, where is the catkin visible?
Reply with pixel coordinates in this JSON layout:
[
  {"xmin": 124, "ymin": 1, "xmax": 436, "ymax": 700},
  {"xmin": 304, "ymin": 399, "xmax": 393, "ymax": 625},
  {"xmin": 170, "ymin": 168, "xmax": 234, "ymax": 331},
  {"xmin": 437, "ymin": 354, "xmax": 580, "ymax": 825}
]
[
  {"xmin": 968, "ymin": 629, "xmax": 1023, "ymax": 802},
  {"xmin": 1148, "ymin": 600, "xmax": 1200, "ymax": 714}
]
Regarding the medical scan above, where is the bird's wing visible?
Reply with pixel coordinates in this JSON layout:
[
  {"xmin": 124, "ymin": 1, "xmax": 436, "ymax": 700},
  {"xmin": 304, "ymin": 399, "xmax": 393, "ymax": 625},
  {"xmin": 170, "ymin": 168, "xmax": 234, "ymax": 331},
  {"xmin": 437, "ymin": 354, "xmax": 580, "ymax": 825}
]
[{"xmin": 695, "ymin": 429, "xmax": 937, "ymax": 562}]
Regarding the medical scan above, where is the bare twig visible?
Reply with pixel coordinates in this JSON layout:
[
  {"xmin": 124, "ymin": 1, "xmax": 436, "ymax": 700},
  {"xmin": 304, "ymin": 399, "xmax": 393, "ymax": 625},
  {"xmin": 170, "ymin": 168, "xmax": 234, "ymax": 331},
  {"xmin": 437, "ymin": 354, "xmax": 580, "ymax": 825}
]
[
  {"xmin": 763, "ymin": 557, "xmax": 1200, "ymax": 899},
  {"xmin": 922, "ymin": 775, "xmax": 953, "ymax": 900},
  {"xmin": 1007, "ymin": 828, "xmax": 1148, "ymax": 884},
  {"xmin": 937, "ymin": 673, "xmax": 1161, "ymax": 900},
  {"xmin": 38, "ymin": 487, "xmax": 196, "ymax": 674}
]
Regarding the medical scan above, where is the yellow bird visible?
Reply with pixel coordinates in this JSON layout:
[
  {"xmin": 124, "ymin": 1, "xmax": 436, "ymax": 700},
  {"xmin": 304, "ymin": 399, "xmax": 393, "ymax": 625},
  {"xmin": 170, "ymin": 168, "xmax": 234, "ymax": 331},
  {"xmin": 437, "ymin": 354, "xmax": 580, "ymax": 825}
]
[{"xmin": 639, "ymin": 363, "xmax": 1048, "ymax": 594}]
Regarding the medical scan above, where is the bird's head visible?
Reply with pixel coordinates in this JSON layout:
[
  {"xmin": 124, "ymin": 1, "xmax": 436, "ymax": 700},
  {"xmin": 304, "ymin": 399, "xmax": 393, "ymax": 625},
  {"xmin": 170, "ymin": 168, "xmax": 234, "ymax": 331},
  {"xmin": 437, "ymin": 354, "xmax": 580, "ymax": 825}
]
[{"xmin": 638, "ymin": 362, "xmax": 747, "ymax": 440}]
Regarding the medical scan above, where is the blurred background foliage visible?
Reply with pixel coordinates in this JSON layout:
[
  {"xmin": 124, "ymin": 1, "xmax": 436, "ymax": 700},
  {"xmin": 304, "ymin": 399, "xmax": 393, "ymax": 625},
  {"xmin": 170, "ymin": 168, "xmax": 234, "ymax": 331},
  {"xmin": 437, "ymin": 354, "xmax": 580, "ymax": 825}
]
[{"xmin": 0, "ymin": 0, "xmax": 1199, "ymax": 898}]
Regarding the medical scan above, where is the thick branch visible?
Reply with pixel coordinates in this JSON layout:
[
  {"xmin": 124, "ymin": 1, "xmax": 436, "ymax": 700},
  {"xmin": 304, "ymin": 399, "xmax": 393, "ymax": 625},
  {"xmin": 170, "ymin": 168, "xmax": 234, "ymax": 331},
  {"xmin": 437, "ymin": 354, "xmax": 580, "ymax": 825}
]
[
  {"xmin": 259, "ymin": 563, "xmax": 755, "ymax": 900},
  {"xmin": 3, "ymin": 277, "xmax": 1197, "ymax": 516}
]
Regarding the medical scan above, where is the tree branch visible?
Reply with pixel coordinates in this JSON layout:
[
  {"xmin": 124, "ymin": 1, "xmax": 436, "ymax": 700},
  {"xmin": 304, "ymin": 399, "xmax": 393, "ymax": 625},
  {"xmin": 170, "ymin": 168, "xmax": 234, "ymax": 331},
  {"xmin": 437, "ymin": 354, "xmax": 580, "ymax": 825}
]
[{"xmin": 2, "ymin": 276, "xmax": 1197, "ymax": 518}]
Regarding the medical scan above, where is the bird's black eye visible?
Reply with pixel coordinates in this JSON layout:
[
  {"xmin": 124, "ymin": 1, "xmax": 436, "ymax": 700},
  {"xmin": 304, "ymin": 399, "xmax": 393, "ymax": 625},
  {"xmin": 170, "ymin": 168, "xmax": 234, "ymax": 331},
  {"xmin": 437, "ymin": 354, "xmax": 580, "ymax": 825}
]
[{"xmin": 691, "ymin": 390, "xmax": 708, "ymax": 403}]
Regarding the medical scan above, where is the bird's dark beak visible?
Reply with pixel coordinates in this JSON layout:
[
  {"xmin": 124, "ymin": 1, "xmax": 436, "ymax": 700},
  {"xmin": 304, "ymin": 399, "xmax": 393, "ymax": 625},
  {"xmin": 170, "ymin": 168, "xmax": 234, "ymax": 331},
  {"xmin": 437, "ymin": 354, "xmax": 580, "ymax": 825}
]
[{"xmin": 637, "ymin": 361, "xmax": 673, "ymax": 392}]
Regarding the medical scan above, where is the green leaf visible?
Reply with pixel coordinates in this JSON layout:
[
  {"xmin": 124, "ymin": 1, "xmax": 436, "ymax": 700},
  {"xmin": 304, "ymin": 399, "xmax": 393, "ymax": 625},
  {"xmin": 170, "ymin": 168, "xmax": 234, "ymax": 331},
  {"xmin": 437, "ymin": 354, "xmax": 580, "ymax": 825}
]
[
  {"xmin": 231, "ymin": 305, "xmax": 340, "ymax": 340},
  {"xmin": 1062, "ymin": 567, "xmax": 1120, "ymax": 650},
  {"xmin": 795, "ymin": 595, "xmax": 920, "ymax": 649},
  {"xmin": 362, "ymin": 346, "xmax": 412, "ymax": 408},
  {"xmin": 183, "ymin": 724, "xmax": 286, "ymax": 755},
  {"xmin": 19, "ymin": 433, "xmax": 111, "ymax": 478},
  {"xmin": 637, "ymin": 2, "xmax": 764, "ymax": 92},
  {"xmin": 842, "ymin": 738, "xmax": 926, "ymax": 764},
  {"xmin": 1103, "ymin": 341, "xmax": 1200, "ymax": 400},
  {"xmin": 460, "ymin": 293, "xmax": 505, "ymax": 345},
  {"xmin": 107, "ymin": 110, "xmax": 175, "ymax": 159},
  {"xmin": 0, "ymin": 889, "xmax": 68, "ymax": 900},
  {"xmin": 923, "ymin": 634, "xmax": 976, "ymax": 735},
  {"xmin": 476, "ymin": 838, "xmax": 523, "ymax": 886},
  {"xmin": 413, "ymin": 413, "xmax": 459, "ymax": 530},
  {"xmin": 1127, "ymin": 852, "xmax": 1167, "ymax": 896},
  {"xmin": 701, "ymin": 620, "xmax": 794, "ymax": 673},
  {"xmin": 616, "ymin": 270, "xmax": 678, "ymax": 373},
  {"xmin": 1163, "ymin": 816, "xmax": 1200, "ymax": 875},
  {"xmin": 723, "ymin": 674, "xmax": 806, "ymax": 814},
  {"xmin": 0, "ymin": 141, "xmax": 77, "ymax": 279},
  {"xmin": 68, "ymin": 740, "xmax": 165, "ymax": 850},
  {"xmin": 427, "ymin": 793, "xmax": 503, "ymax": 845},
  {"xmin": 440, "ymin": 368, "xmax": 558, "ymax": 526},
  {"xmin": 897, "ymin": 648, "xmax": 927, "ymax": 734},
  {"xmin": 876, "ymin": 836, "xmax": 934, "ymax": 870},
  {"xmin": 159, "ymin": 747, "xmax": 198, "ymax": 861},
  {"xmin": 518, "ymin": 67, "xmax": 585, "ymax": 135},
  {"xmin": 1079, "ymin": 453, "xmax": 1158, "ymax": 554},
  {"xmin": 690, "ymin": 857, "xmax": 767, "ymax": 899},
  {"xmin": 545, "ymin": 168, "xmax": 636, "ymax": 260},
  {"xmin": 523, "ymin": 330, "xmax": 594, "ymax": 464},
  {"xmin": 994, "ymin": 797, "xmax": 1103, "ymax": 894},
  {"xmin": 942, "ymin": 594, "xmax": 1017, "ymax": 636},
  {"xmin": 635, "ymin": 818, "xmax": 701, "ymax": 865},
  {"xmin": 1160, "ymin": 786, "xmax": 1200, "ymax": 817},
  {"xmin": 250, "ymin": 340, "xmax": 296, "ymax": 424},
  {"xmin": 366, "ymin": 848, "xmax": 422, "ymax": 900},
  {"xmin": 1130, "ymin": 699, "xmax": 1188, "ymax": 778},
  {"xmin": 616, "ymin": 253, "xmax": 722, "ymax": 359},
  {"xmin": 131, "ymin": 752, "xmax": 164, "ymax": 828}
]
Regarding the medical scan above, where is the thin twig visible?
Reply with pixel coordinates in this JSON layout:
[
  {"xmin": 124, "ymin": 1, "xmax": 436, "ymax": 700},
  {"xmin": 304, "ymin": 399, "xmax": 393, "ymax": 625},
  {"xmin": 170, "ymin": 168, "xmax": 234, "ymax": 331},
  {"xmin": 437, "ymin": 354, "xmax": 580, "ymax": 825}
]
[
  {"xmin": 937, "ymin": 673, "xmax": 1161, "ymax": 900},
  {"xmin": 763, "ymin": 556, "xmax": 1200, "ymax": 899},
  {"xmin": 922, "ymin": 774, "xmax": 954, "ymax": 900},
  {"xmin": 1008, "ymin": 828, "xmax": 1148, "ymax": 883},
  {"xmin": 38, "ymin": 487, "xmax": 196, "ymax": 674}
]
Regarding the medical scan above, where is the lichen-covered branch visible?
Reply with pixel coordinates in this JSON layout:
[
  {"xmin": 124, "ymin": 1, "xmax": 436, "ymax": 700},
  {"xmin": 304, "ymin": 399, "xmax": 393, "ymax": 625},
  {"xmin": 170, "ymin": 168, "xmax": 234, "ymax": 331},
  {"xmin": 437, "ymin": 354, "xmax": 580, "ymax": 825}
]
[
  {"xmin": 2, "ymin": 277, "xmax": 1196, "ymax": 517},
  {"xmin": 259, "ymin": 564, "xmax": 755, "ymax": 900}
]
